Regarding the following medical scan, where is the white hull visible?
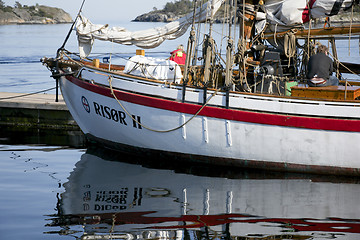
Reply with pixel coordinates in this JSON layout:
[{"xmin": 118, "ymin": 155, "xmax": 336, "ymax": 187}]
[{"xmin": 60, "ymin": 66, "xmax": 360, "ymax": 175}]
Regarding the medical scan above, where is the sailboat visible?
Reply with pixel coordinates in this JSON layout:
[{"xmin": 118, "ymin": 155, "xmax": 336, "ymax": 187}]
[{"xmin": 42, "ymin": 0, "xmax": 360, "ymax": 176}]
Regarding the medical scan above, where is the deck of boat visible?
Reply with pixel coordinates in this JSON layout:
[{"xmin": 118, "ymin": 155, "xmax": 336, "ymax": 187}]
[{"xmin": 291, "ymin": 85, "xmax": 360, "ymax": 101}]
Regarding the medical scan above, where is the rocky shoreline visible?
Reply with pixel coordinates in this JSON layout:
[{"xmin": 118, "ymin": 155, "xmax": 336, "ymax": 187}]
[
  {"xmin": 0, "ymin": 5, "xmax": 72, "ymax": 25},
  {"xmin": 133, "ymin": 11, "xmax": 178, "ymax": 23},
  {"xmin": 133, "ymin": 10, "xmax": 360, "ymax": 24}
]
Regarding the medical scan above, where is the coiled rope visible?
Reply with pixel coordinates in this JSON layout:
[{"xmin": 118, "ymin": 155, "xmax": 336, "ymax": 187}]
[{"xmin": 284, "ymin": 29, "xmax": 297, "ymax": 67}]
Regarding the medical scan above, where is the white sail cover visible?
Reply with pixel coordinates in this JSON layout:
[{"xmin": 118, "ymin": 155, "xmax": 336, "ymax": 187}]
[
  {"xmin": 262, "ymin": 0, "xmax": 357, "ymax": 28},
  {"xmin": 76, "ymin": 0, "xmax": 225, "ymax": 58},
  {"xmin": 124, "ymin": 55, "xmax": 183, "ymax": 83}
]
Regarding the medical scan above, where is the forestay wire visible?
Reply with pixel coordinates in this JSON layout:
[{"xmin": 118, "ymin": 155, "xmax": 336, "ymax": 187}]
[{"xmin": 57, "ymin": 0, "xmax": 86, "ymax": 58}]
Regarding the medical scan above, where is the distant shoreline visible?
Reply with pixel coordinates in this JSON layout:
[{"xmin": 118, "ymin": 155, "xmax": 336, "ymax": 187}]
[
  {"xmin": 0, "ymin": 4, "xmax": 72, "ymax": 25},
  {"xmin": 2, "ymin": 21, "xmax": 73, "ymax": 25}
]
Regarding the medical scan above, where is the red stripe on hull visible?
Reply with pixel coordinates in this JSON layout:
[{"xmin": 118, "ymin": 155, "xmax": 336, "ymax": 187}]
[{"xmin": 66, "ymin": 76, "xmax": 360, "ymax": 132}]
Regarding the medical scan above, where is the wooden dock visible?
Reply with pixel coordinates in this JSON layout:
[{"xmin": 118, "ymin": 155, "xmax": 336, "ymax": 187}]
[{"xmin": 0, "ymin": 92, "xmax": 79, "ymax": 130}]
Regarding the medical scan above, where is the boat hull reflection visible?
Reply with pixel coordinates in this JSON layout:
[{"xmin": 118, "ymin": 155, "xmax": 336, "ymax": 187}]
[{"xmin": 50, "ymin": 147, "xmax": 360, "ymax": 239}]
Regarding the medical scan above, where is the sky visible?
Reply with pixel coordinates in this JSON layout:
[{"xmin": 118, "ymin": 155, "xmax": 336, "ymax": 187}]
[{"xmin": 3, "ymin": 0, "xmax": 171, "ymax": 22}]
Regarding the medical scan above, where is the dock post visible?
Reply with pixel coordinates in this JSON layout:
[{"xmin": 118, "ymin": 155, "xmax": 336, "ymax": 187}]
[{"xmin": 55, "ymin": 78, "xmax": 59, "ymax": 102}]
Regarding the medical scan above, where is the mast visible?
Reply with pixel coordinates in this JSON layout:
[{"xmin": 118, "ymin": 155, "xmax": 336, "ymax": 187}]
[
  {"xmin": 240, "ymin": 0, "xmax": 255, "ymax": 51},
  {"xmin": 236, "ymin": 0, "xmax": 257, "ymax": 91},
  {"xmin": 224, "ymin": 0, "xmax": 235, "ymax": 108},
  {"xmin": 225, "ymin": 0, "xmax": 234, "ymax": 90},
  {"xmin": 202, "ymin": 0, "xmax": 217, "ymax": 104},
  {"xmin": 182, "ymin": 0, "xmax": 198, "ymax": 103}
]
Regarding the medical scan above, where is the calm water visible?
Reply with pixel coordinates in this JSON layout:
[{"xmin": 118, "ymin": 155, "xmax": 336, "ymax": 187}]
[
  {"xmin": 1, "ymin": 144, "xmax": 360, "ymax": 239},
  {"xmin": 1, "ymin": 23, "xmax": 360, "ymax": 239}
]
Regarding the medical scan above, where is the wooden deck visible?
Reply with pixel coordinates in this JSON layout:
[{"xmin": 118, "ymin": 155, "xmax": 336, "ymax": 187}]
[
  {"xmin": 0, "ymin": 92, "xmax": 79, "ymax": 129},
  {"xmin": 291, "ymin": 85, "xmax": 360, "ymax": 100}
]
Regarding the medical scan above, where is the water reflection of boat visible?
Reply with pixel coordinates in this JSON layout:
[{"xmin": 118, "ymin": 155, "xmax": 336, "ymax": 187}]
[{"xmin": 47, "ymin": 147, "xmax": 360, "ymax": 239}]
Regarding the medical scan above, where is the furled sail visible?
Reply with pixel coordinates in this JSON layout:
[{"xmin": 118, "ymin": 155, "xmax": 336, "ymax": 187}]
[
  {"xmin": 261, "ymin": 0, "xmax": 358, "ymax": 31},
  {"xmin": 255, "ymin": 0, "xmax": 358, "ymax": 50},
  {"xmin": 76, "ymin": 0, "xmax": 225, "ymax": 58}
]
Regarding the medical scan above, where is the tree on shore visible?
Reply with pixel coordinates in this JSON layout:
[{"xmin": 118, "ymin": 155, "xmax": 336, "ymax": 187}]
[
  {"xmin": 162, "ymin": 0, "xmax": 193, "ymax": 16},
  {"xmin": 14, "ymin": 1, "xmax": 22, "ymax": 8},
  {"xmin": 0, "ymin": 0, "xmax": 5, "ymax": 9},
  {"xmin": 0, "ymin": 0, "xmax": 13, "ymax": 12}
]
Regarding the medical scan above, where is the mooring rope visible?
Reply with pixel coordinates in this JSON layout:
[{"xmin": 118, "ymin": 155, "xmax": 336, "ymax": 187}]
[
  {"xmin": 0, "ymin": 87, "xmax": 57, "ymax": 100},
  {"xmin": 108, "ymin": 75, "xmax": 219, "ymax": 133}
]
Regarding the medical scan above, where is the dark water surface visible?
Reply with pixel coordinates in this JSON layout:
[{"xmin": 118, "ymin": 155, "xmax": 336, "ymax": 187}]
[{"xmin": 1, "ymin": 23, "xmax": 360, "ymax": 239}]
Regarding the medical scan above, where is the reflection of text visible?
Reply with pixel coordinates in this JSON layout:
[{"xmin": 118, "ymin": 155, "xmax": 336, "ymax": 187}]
[
  {"xmin": 95, "ymin": 188, "xmax": 128, "ymax": 211},
  {"xmin": 82, "ymin": 187, "xmax": 143, "ymax": 212}
]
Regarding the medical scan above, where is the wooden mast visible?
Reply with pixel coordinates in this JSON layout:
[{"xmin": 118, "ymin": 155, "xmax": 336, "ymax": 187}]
[
  {"xmin": 236, "ymin": 0, "xmax": 257, "ymax": 89},
  {"xmin": 241, "ymin": 0, "xmax": 256, "ymax": 52}
]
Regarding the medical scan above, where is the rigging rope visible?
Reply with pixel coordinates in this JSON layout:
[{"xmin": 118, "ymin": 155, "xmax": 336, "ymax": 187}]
[
  {"xmin": 57, "ymin": 0, "xmax": 86, "ymax": 57},
  {"xmin": 307, "ymin": 19, "xmax": 312, "ymax": 60},
  {"xmin": 329, "ymin": 52, "xmax": 360, "ymax": 77},
  {"xmin": 349, "ymin": 5, "xmax": 354, "ymax": 56}
]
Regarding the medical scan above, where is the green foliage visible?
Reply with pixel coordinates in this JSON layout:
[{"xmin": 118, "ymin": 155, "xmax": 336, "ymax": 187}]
[
  {"xmin": 163, "ymin": 0, "xmax": 194, "ymax": 16},
  {"xmin": 0, "ymin": 0, "xmax": 12, "ymax": 12},
  {"xmin": 0, "ymin": 0, "xmax": 5, "ymax": 9},
  {"xmin": 37, "ymin": 8, "xmax": 52, "ymax": 18},
  {"xmin": 3, "ymin": 6, "xmax": 13, "ymax": 12},
  {"xmin": 14, "ymin": 1, "xmax": 22, "ymax": 8}
]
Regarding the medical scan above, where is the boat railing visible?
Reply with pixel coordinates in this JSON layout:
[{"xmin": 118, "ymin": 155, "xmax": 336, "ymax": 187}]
[{"xmin": 54, "ymin": 47, "xmax": 360, "ymax": 102}]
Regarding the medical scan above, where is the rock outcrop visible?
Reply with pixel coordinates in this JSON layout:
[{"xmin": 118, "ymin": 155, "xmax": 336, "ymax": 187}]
[
  {"xmin": 0, "ymin": 5, "xmax": 72, "ymax": 25},
  {"xmin": 133, "ymin": 11, "xmax": 178, "ymax": 23}
]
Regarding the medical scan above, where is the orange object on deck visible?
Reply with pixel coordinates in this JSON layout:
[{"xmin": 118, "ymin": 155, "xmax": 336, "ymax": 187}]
[
  {"xmin": 291, "ymin": 85, "xmax": 360, "ymax": 100},
  {"xmin": 136, "ymin": 49, "xmax": 145, "ymax": 56}
]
